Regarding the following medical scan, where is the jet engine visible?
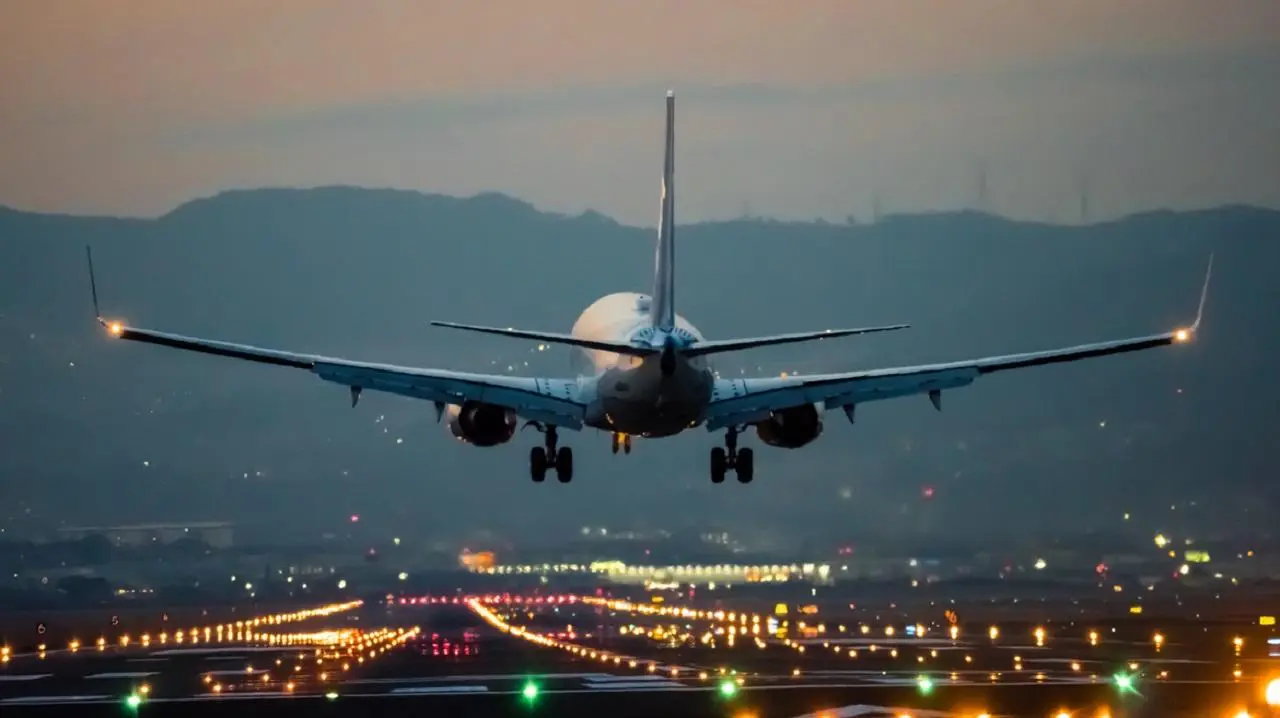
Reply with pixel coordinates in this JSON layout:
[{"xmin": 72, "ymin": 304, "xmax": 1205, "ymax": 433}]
[
  {"xmin": 444, "ymin": 401, "xmax": 518, "ymax": 446},
  {"xmin": 754, "ymin": 404, "xmax": 824, "ymax": 449}
]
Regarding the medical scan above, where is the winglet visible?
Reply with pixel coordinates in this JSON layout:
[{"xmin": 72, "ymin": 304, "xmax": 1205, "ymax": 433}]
[
  {"xmin": 1174, "ymin": 253, "xmax": 1213, "ymax": 344},
  {"xmin": 86, "ymin": 245, "xmax": 102, "ymax": 321},
  {"xmin": 86, "ymin": 245, "xmax": 124, "ymax": 336},
  {"xmin": 1189, "ymin": 252, "xmax": 1213, "ymax": 333}
]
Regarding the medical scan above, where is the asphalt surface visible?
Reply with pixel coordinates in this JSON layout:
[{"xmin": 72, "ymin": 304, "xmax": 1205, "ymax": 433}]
[{"xmin": 2, "ymin": 597, "xmax": 1278, "ymax": 717}]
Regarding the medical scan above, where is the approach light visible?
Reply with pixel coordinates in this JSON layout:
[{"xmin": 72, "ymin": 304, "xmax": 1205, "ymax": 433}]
[{"xmin": 1266, "ymin": 677, "xmax": 1280, "ymax": 706}]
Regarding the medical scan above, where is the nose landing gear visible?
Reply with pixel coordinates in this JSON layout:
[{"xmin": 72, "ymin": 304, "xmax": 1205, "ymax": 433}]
[
  {"xmin": 710, "ymin": 426, "xmax": 754, "ymax": 484},
  {"xmin": 611, "ymin": 433, "xmax": 632, "ymax": 455},
  {"xmin": 527, "ymin": 424, "xmax": 573, "ymax": 483}
]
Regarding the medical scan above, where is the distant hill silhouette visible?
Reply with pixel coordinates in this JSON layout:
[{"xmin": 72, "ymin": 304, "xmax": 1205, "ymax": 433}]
[{"xmin": 1, "ymin": 188, "xmax": 1276, "ymax": 547}]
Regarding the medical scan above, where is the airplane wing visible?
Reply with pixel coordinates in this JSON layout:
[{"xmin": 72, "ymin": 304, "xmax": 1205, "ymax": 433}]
[
  {"xmin": 96, "ymin": 320, "xmax": 588, "ymax": 429},
  {"xmin": 86, "ymin": 248, "xmax": 585, "ymax": 429},
  {"xmin": 704, "ymin": 257, "xmax": 1212, "ymax": 432}
]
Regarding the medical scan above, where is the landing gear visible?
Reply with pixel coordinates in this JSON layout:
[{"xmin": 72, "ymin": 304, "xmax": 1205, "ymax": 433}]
[
  {"xmin": 529, "ymin": 425, "xmax": 573, "ymax": 483},
  {"xmin": 710, "ymin": 427, "xmax": 754, "ymax": 484},
  {"xmin": 611, "ymin": 433, "xmax": 632, "ymax": 455}
]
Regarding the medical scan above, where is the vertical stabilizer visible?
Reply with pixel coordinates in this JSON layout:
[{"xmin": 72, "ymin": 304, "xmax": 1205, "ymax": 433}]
[{"xmin": 651, "ymin": 91, "xmax": 677, "ymax": 330}]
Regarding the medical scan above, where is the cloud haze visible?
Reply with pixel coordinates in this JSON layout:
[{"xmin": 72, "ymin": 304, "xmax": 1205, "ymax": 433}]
[{"xmin": 2, "ymin": 0, "xmax": 1279, "ymax": 222}]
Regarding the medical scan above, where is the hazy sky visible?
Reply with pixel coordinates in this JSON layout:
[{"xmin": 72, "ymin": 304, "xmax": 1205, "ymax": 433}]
[{"xmin": 3, "ymin": 1, "xmax": 1279, "ymax": 223}]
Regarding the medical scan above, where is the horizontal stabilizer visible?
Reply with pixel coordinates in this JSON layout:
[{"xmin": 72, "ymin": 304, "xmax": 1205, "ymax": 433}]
[
  {"xmin": 430, "ymin": 321, "xmax": 656, "ymax": 356},
  {"xmin": 683, "ymin": 323, "xmax": 909, "ymax": 357}
]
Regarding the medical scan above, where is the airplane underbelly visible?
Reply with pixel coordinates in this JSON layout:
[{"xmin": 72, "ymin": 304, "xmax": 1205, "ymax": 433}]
[{"xmin": 591, "ymin": 363, "xmax": 711, "ymax": 437}]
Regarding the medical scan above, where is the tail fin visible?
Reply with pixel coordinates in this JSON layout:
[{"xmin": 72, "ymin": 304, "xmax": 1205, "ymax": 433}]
[{"xmin": 651, "ymin": 91, "xmax": 677, "ymax": 330}]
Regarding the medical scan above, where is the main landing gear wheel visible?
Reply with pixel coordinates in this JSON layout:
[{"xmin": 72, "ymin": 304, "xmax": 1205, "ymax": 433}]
[
  {"xmin": 530, "ymin": 447, "xmax": 548, "ymax": 483},
  {"xmin": 528, "ymin": 425, "xmax": 573, "ymax": 483},
  {"xmin": 555, "ymin": 447, "xmax": 574, "ymax": 483},
  {"xmin": 710, "ymin": 427, "xmax": 754, "ymax": 484}
]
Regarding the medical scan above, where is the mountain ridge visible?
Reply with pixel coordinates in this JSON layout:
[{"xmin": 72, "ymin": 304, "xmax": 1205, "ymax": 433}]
[{"xmin": 3, "ymin": 186, "xmax": 1276, "ymax": 231}]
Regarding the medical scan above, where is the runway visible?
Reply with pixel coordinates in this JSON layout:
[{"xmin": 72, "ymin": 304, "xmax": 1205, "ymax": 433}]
[{"xmin": 2, "ymin": 594, "xmax": 1278, "ymax": 716}]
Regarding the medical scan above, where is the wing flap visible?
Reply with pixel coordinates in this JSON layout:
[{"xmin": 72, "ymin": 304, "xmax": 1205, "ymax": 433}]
[{"xmin": 312, "ymin": 361, "xmax": 585, "ymax": 428}]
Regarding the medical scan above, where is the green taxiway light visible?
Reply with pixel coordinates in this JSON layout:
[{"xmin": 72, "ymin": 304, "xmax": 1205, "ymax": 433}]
[
  {"xmin": 718, "ymin": 680, "xmax": 738, "ymax": 697},
  {"xmin": 1113, "ymin": 672, "xmax": 1136, "ymax": 692},
  {"xmin": 522, "ymin": 681, "xmax": 539, "ymax": 701},
  {"xmin": 916, "ymin": 676, "xmax": 934, "ymax": 694},
  {"xmin": 325, "ymin": 691, "xmax": 339, "ymax": 700},
  {"xmin": 125, "ymin": 694, "xmax": 143, "ymax": 709}
]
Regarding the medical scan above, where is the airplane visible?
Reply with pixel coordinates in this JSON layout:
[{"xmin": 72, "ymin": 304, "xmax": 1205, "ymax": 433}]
[{"xmin": 87, "ymin": 91, "xmax": 1212, "ymax": 485}]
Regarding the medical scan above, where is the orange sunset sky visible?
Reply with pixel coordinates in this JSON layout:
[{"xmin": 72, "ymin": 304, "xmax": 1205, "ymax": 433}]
[{"xmin": 2, "ymin": 1, "xmax": 1278, "ymax": 223}]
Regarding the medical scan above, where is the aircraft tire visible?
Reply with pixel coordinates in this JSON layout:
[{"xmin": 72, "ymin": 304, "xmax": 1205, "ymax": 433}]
[
  {"xmin": 736, "ymin": 448, "xmax": 754, "ymax": 483},
  {"xmin": 555, "ymin": 447, "xmax": 574, "ymax": 483},
  {"xmin": 530, "ymin": 447, "xmax": 548, "ymax": 482},
  {"xmin": 710, "ymin": 447, "xmax": 727, "ymax": 483}
]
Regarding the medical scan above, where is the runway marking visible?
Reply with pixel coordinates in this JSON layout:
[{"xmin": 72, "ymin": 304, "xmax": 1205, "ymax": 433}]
[
  {"xmin": 204, "ymin": 668, "xmax": 269, "ymax": 677},
  {"xmin": 583, "ymin": 674, "xmax": 681, "ymax": 683},
  {"xmin": 343, "ymin": 672, "xmax": 615, "ymax": 685},
  {"xmin": 86, "ymin": 671, "xmax": 160, "ymax": 679},
  {"xmin": 585, "ymin": 680, "xmax": 685, "ymax": 690},
  {"xmin": 788, "ymin": 706, "xmax": 955, "ymax": 718},
  {"xmin": 151, "ymin": 647, "xmax": 308, "ymax": 656},
  {"xmin": 0, "ymin": 673, "xmax": 51, "ymax": 682},
  {"xmin": 807, "ymin": 638, "xmax": 965, "ymax": 647},
  {"xmin": 389, "ymin": 685, "xmax": 490, "ymax": 694},
  {"xmin": 1, "ymin": 695, "xmax": 110, "ymax": 704},
  {"xmin": 0, "ymin": 678, "xmax": 1247, "ymax": 706}
]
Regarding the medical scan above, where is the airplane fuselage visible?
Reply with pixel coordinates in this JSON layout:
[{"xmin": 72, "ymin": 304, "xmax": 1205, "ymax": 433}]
[{"xmin": 570, "ymin": 292, "xmax": 713, "ymax": 437}]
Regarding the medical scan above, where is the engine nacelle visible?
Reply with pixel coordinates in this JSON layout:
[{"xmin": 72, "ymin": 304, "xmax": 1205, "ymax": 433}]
[
  {"xmin": 444, "ymin": 401, "xmax": 517, "ymax": 446},
  {"xmin": 754, "ymin": 404, "xmax": 824, "ymax": 449}
]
